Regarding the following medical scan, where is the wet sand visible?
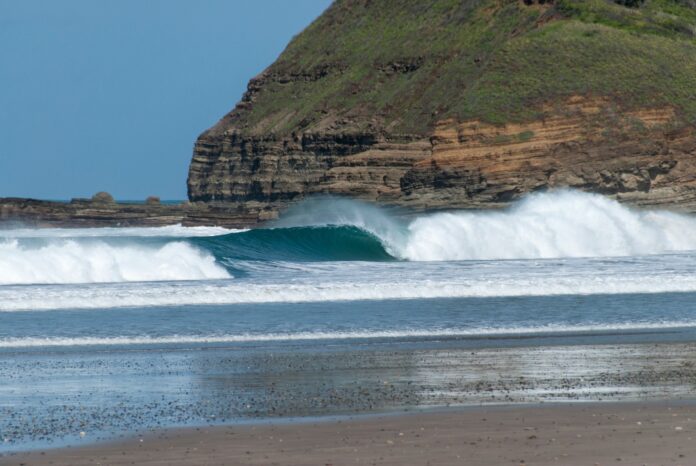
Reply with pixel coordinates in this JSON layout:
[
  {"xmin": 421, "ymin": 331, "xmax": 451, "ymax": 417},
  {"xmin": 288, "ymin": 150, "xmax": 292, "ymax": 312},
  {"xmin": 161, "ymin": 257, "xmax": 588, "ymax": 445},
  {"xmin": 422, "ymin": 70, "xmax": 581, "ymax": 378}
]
[
  {"xmin": 3, "ymin": 341, "xmax": 696, "ymax": 451},
  {"xmin": 3, "ymin": 402, "xmax": 696, "ymax": 465}
]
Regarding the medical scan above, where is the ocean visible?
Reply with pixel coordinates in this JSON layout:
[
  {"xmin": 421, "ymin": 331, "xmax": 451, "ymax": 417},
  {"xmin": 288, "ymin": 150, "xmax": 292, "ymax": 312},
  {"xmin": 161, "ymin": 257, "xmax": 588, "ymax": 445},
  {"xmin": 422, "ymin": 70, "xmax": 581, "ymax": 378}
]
[{"xmin": 3, "ymin": 190, "xmax": 696, "ymax": 450}]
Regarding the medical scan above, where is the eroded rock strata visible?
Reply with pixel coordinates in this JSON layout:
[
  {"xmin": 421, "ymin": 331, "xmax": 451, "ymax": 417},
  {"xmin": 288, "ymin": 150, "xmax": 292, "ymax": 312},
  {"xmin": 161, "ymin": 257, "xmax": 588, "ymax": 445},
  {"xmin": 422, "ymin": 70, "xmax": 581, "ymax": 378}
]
[
  {"xmin": 188, "ymin": 0, "xmax": 696, "ymax": 223},
  {"xmin": 190, "ymin": 96, "xmax": 696, "ymax": 220}
]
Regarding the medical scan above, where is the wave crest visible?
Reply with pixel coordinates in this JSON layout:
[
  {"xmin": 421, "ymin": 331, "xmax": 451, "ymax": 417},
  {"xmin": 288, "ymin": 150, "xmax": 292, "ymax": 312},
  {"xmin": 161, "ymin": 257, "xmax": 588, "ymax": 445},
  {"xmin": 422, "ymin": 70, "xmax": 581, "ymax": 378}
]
[
  {"xmin": 4, "ymin": 190, "xmax": 696, "ymax": 287},
  {"xmin": 228, "ymin": 191, "xmax": 696, "ymax": 262},
  {"xmin": 401, "ymin": 191, "xmax": 696, "ymax": 260},
  {"xmin": 0, "ymin": 239, "xmax": 230, "ymax": 285}
]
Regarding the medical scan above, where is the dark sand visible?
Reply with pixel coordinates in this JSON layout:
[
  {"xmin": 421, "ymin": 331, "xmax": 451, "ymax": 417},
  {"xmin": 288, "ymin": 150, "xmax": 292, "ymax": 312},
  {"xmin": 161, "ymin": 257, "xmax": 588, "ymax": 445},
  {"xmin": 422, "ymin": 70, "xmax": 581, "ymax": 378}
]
[{"xmin": 3, "ymin": 402, "xmax": 696, "ymax": 466}]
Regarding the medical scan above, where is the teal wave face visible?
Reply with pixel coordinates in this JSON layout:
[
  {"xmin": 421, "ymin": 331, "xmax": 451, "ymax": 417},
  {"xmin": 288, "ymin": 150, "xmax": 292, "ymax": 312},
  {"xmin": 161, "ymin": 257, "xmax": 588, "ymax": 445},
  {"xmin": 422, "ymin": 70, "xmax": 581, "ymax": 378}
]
[
  {"xmin": 192, "ymin": 190, "xmax": 696, "ymax": 267},
  {"xmin": 194, "ymin": 225, "xmax": 395, "ymax": 262}
]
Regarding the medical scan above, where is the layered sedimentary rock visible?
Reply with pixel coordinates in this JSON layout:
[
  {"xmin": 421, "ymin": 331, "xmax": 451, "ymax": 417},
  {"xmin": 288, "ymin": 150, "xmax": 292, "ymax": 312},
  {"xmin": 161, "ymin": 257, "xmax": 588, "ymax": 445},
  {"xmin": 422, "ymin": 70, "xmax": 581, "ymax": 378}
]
[
  {"xmin": 402, "ymin": 98, "xmax": 696, "ymax": 210},
  {"xmin": 188, "ymin": 0, "xmax": 696, "ymax": 222}
]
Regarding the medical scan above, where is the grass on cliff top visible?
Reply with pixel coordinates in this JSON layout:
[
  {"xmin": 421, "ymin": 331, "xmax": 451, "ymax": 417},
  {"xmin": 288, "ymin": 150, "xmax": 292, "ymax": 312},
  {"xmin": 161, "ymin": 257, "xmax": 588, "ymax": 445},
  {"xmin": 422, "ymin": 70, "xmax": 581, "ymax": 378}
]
[
  {"xmin": 463, "ymin": 19, "xmax": 696, "ymax": 124},
  {"xmin": 557, "ymin": 0, "xmax": 696, "ymax": 37},
  {"xmin": 231, "ymin": 0, "xmax": 696, "ymax": 136}
]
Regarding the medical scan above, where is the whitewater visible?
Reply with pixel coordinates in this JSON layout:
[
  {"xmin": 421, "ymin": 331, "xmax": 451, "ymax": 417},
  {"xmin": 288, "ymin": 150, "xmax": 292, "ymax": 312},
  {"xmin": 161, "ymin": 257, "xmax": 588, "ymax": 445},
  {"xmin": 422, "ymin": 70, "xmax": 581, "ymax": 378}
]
[
  {"xmin": 4, "ymin": 190, "xmax": 696, "ymax": 285},
  {"xmin": 3, "ymin": 190, "xmax": 696, "ymax": 349}
]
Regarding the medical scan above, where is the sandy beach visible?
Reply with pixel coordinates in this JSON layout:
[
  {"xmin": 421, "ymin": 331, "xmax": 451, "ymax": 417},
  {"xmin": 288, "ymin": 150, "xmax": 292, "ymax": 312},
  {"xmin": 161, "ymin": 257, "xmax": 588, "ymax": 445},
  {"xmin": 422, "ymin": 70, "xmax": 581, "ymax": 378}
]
[{"xmin": 2, "ymin": 402, "xmax": 695, "ymax": 466}]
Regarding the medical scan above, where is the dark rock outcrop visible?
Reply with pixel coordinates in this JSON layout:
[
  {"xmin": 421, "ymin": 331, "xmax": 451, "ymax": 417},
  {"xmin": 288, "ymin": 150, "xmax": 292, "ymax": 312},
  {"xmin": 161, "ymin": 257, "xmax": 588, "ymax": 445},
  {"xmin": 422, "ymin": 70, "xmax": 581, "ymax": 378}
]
[
  {"xmin": 0, "ymin": 197, "xmax": 262, "ymax": 228},
  {"xmin": 91, "ymin": 191, "xmax": 115, "ymax": 204}
]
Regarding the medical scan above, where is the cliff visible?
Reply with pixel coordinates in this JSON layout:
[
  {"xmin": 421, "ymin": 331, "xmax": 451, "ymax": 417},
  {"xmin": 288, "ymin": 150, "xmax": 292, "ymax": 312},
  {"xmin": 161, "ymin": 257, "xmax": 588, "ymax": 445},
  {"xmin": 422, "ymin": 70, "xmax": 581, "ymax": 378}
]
[{"xmin": 189, "ymin": 0, "xmax": 696, "ymax": 220}]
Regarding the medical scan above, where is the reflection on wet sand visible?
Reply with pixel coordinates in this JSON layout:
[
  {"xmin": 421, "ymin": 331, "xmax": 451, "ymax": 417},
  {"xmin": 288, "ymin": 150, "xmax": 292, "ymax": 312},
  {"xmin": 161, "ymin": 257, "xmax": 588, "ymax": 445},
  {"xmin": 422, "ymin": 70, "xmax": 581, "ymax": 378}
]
[{"xmin": 3, "ymin": 340, "xmax": 696, "ymax": 451}]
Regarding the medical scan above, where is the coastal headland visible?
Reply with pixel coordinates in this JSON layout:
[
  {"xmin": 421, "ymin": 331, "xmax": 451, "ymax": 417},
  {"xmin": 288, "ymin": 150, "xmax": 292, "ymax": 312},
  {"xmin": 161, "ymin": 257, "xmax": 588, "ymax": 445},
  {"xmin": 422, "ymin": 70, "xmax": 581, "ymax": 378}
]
[{"xmin": 4, "ymin": 0, "xmax": 696, "ymax": 228}]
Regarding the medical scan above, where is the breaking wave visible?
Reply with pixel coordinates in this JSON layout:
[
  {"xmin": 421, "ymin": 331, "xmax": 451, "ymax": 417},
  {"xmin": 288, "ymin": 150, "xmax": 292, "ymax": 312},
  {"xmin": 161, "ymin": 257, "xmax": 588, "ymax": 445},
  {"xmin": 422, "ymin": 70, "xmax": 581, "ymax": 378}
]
[
  {"xmin": 0, "ymin": 239, "xmax": 230, "ymax": 285},
  {"xmin": 4, "ymin": 190, "xmax": 696, "ymax": 286},
  {"xmin": 197, "ymin": 225, "xmax": 393, "ymax": 262},
  {"xmin": 401, "ymin": 191, "xmax": 696, "ymax": 260},
  {"xmin": 208, "ymin": 190, "xmax": 696, "ymax": 262},
  {"xmin": 3, "ymin": 321, "xmax": 696, "ymax": 347}
]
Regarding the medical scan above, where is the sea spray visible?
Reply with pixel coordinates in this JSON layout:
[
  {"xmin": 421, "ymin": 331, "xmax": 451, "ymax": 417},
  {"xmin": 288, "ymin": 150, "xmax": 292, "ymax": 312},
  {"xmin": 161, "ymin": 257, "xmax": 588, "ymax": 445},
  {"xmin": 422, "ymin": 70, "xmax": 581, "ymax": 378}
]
[
  {"xmin": 271, "ymin": 196, "xmax": 409, "ymax": 256},
  {"xmin": 267, "ymin": 190, "xmax": 696, "ymax": 261},
  {"xmin": 243, "ymin": 190, "xmax": 696, "ymax": 261},
  {"xmin": 401, "ymin": 191, "xmax": 696, "ymax": 260}
]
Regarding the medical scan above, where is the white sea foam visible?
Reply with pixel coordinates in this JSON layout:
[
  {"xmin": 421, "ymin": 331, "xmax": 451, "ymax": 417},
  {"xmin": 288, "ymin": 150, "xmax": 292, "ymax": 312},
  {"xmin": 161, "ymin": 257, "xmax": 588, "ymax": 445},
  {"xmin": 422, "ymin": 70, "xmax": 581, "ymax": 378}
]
[
  {"xmin": 272, "ymin": 190, "xmax": 696, "ymax": 260},
  {"xmin": 2, "ymin": 262, "xmax": 696, "ymax": 312},
  {"xmin": 0, "ymin": 224, "xmax": 236, "ymax": 238},
  {"xmin": 3, "ymin": 191, "xmax": 696, "ymax": 288},
  {"xmin": 0, "ymin": 240, "xmax": 230, "ymax": 285},
  {"xmin": 2, "ymin": 321, "xmax": 695, "ymax": 348},
  {"xmin": 397, "ymin": 191, "xmax": 696, "ymax": 260}
]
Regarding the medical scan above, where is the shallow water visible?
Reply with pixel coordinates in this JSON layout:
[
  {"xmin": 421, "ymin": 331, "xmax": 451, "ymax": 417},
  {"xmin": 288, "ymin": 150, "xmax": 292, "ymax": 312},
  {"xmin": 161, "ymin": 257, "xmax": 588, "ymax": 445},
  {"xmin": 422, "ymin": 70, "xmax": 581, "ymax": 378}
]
[{"xmin": 3, "ymin": 191, "xmax": 696, "ymax": 451}]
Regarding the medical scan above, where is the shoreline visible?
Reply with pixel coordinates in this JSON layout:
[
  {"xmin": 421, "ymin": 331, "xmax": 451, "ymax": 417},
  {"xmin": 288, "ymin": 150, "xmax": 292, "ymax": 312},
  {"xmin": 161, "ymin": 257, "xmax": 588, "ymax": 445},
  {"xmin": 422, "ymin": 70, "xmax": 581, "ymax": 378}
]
[
  {"xmin": 3, "ymin": 400, "xmax": 695, "ymax": 465},
  {"xmin": 4, "ymin": 339, "xmax": 696, "ymax": 455}
]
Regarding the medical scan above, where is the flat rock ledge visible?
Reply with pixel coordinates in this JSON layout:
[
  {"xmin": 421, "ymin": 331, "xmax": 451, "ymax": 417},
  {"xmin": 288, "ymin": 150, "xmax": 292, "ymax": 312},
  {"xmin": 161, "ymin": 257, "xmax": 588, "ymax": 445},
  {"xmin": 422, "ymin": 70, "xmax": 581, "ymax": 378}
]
[{"xmin": 0, "ymin": 197, "xmax": 274, "ymax": 229}]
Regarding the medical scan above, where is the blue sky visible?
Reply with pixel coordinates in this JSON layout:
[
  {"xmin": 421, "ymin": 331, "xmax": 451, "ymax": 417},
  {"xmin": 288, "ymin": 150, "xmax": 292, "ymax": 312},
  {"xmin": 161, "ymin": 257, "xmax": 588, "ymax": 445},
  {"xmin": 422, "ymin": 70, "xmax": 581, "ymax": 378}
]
[{"xmin": 0, "ymin": 0, "xmax": 331, "ymax": 200}]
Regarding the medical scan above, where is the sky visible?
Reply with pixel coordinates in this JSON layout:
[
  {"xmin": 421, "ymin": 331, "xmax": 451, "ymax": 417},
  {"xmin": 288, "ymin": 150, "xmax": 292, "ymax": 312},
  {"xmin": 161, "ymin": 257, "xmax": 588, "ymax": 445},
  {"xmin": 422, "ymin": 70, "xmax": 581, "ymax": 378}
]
[{"xmin": 0, "ymin": 0, "xmax": 332, "ymax": 200}]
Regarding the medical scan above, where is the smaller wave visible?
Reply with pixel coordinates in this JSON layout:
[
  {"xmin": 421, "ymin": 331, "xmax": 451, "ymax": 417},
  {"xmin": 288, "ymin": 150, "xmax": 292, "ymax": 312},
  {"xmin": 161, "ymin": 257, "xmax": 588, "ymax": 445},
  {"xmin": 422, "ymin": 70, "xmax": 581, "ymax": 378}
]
[
  {"xmin": 3, "ymin": 321, "xmax": 695, "ymax": 348},
  {"xmin": 0, "ymin": 240, "xmax": 230, "ymax": 285},
  {"xmin": 4, "ymin": 268, "xmax": 696, "ymax": 311}
]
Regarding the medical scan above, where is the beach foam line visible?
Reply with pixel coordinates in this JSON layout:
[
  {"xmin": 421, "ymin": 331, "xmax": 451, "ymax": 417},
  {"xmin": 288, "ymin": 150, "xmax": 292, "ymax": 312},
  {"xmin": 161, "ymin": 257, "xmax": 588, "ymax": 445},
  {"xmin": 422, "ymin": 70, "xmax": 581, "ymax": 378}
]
[
  {"xmin": 3, "ymin": 322, "xmax": 696, "ymax": 348},
  {"xmin": 2, "ymin": 272, "xmax": 696, "ymax": 311}
]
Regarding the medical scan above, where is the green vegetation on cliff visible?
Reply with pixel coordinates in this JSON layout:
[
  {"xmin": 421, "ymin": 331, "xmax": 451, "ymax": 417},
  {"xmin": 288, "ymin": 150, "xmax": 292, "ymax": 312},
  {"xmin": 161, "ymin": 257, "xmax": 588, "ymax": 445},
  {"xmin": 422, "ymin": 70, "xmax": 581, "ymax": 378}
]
[{"xmin": 214, "ymin": 0, "xmax": 696, "ymax": 137}]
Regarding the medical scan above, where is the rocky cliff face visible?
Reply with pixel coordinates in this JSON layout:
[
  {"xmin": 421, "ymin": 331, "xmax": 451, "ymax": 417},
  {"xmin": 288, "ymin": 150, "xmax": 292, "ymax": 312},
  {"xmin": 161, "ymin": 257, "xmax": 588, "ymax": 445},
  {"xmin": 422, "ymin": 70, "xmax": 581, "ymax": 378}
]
[
  {"xmin": 402, "ymin": 98, "xmax": 696, "ymax": 210},
  {"xmin": 188, "ymin": 0, "xmax": 696, "ymax": 221}
]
